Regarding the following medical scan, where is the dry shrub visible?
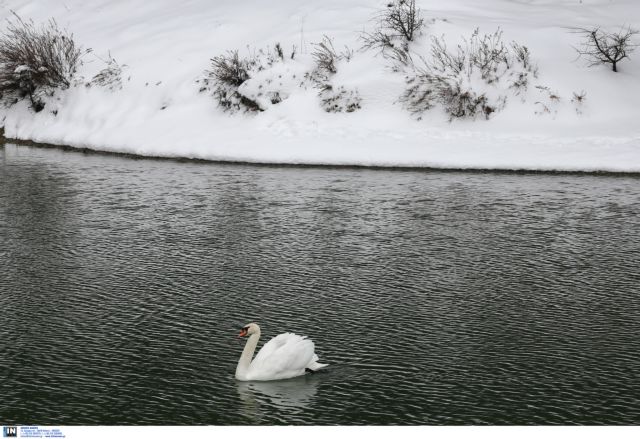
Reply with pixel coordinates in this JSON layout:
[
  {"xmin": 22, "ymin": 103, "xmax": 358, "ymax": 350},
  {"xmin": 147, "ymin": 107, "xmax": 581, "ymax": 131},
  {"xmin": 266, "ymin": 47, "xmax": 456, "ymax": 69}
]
[
  {"xmin": 87, "ymin": 54, "xmax": 126, "ymax": 91},
  {"xmin": 0, "ymin": 14, "xmax": 86, "ymax": 111},
  {"xmin": 309, "ymin": 36, "xmax": 361, "ymax": 113},
  {"xmin": 200, "ymin": 50, "xmax": 260, "ymax": 112},
  {"xmin": 402, "ymin": 28, "xmax": 538, "ymax": 120}
]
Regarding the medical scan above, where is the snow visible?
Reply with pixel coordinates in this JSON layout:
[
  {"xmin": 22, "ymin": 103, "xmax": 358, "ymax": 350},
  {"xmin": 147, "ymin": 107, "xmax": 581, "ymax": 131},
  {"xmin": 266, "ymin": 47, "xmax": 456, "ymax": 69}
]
[{"xmin": 0, "ymin": 0, "xmax": 639, "ymax": 172}]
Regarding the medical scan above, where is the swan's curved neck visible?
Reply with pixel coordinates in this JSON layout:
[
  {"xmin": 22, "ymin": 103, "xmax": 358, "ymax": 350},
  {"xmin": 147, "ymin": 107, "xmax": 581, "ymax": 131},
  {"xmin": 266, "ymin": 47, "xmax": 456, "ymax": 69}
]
[{"xmin": 235, "ymin": 329, "xmax": 261, "ymax": 379}]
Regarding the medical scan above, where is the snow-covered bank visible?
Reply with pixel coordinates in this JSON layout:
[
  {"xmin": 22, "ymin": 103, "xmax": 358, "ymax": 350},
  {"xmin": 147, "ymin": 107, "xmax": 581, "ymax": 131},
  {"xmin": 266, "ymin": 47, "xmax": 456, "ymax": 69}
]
[{"xmin": 1, "ymin": 0, "xmax": 639, "ymax": 172}]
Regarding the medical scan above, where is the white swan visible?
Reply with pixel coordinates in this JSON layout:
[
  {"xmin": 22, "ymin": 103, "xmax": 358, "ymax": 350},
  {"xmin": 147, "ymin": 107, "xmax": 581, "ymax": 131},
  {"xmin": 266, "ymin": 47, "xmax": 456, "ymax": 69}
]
[{"xmin": 235, "ymin": 322, "xmax": 328, "ymax": 381}]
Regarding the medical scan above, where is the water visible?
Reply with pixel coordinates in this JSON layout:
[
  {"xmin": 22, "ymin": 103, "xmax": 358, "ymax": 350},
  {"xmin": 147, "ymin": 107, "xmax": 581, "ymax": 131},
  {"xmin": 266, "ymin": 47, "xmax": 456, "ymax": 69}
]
[{"xmin": 1, "ymin": 143, "xmax": 640, "ymax": 425}]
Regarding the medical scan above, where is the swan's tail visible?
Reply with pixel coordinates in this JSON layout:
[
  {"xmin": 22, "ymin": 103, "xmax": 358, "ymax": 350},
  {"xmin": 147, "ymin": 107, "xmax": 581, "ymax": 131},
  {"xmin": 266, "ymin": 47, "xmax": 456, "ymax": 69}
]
[
  {"xmin": 308, "ymin": 362, "xmax": 329, "ymax": 371},
  {"xmin": 308, "ymin": 354, "xmax": 329, "ymax": 371}
]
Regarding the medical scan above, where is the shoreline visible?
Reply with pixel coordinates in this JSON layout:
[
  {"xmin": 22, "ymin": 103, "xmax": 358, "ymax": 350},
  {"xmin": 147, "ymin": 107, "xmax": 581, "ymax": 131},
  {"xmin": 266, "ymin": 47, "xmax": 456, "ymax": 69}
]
[{"xmin": 3, "ymin": 132, "xmax": 639, "ymax": 177}]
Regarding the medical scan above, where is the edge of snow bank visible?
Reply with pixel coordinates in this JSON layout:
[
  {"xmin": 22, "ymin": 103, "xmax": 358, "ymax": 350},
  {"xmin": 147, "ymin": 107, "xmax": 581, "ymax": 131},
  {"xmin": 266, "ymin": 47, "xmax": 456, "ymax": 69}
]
[{"xmin": 4, "ymin": 130, "xmax": 639, "ymax": 176}]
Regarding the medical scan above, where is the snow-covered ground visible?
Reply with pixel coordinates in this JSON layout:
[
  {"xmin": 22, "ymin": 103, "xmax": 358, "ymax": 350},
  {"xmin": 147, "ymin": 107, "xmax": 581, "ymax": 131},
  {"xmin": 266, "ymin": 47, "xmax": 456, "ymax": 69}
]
[{"xmin": 1, "ymin": 0, "xmax": 639, "ymax": 171}]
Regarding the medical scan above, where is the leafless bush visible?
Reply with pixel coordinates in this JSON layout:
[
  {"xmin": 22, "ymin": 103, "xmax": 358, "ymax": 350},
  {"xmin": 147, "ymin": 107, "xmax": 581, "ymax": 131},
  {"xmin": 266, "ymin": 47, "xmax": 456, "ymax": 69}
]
[
  {"xmin": 258, "ymin": 43, "xmax": 297, "ymax": 68},
  {"xmin": 309, "ymin": 35, "xmax": 354, "ymax": 83},
  {"xmin": 306, "ymin": 36, "xmax": 361, "ymax": 113},
  {"xmin": 312, "ymin": 35, "xmax": 339, "ymax": 79},
  {"xmin": 87, "ymin": 54, "xmax": 126, "ymax": 91},
  {"xmin": 401, "ymin": 28, "xmax": 537, "ymax": 120},
  {"xmin": 208, "ymin": 50, "xmax": 252, "ymax": 87},
  {"xmin": 571, "ymin": 90, "xmax": 587, "ymax": 114},
  {"xmin": 572, "ymin": 90, "xmax": 586, "ymax": 104},
  {"xmin": 507, "ymin": 43, "xmax": 539, "ymax": 96},
  {"xmin": 0, "ymin": 14, "xmax": 86, "ymax": 112},
  {"xmin": 403, "ymin": 66, "xmax": 501, "ymax": 120},
  {"xmin": 361, "ymin": 0, "xmax": 424, "ymax": 66},
  {"xmin": 533, "ymin": 85, "xmax": 562, "ymax": 117},
  {"xmin": 428, "ymin": 29, "xmax": 517, "ymax": 83},
  {"xmin": 364, "ymin": 0, "xmax": 425, "ymax": 47},
  {"xmin": 272, "ymin": 42, "xmax": 296, "ymax": 61},
  {"xmin": 274, "ymin": 42, "xmax": 285, "ymax": 61},
  {"xmin": 200, "ymin": 43, "xmax": 301, "ymax": 113},
  {"xmin": 511, "ymin": 42, "xmax": 536, "ymax": 75},
  {"xmin": 200, "ymin": 50, "xmax": 260, "ymax": 112},
  {"xmin": 573, "ymin": 26, "xmax": 638, "ymax": 72}
]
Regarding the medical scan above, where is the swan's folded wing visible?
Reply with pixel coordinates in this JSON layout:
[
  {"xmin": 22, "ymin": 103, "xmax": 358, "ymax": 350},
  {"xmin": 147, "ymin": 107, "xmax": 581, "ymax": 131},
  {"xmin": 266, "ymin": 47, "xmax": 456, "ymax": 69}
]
[{"xmin": 250, "ymin": 333, "xmax": 316, "ymax": 379}]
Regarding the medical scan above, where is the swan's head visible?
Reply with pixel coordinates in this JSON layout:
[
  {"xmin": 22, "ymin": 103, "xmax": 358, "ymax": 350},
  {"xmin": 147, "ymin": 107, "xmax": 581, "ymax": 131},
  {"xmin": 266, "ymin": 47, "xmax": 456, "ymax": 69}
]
[{"xmin": 238, "ymin": 322, "xmax": 260, "ymax": 338}]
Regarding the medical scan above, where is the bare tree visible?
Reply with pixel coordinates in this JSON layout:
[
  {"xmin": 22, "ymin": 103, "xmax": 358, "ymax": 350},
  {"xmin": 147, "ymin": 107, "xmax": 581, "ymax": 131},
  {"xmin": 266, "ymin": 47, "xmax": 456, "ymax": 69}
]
[
  {"xmin": 573, "ymin": 26, "xmax": 639, "ymax": 72},
  {"xmin": 381, "ymin": 0, "xmax": 424, "ymax": 44},
  {"xmin": 361, "ymin": 0, "xmax": 425, "ymax": 65}
]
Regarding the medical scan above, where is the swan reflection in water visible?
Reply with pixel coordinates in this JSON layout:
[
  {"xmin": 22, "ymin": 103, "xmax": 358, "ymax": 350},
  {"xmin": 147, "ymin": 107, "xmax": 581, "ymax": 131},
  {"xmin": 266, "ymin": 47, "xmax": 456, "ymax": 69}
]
[{"xmin": 237, "ymin": 373, "xmax": 321, "ymax": 419}]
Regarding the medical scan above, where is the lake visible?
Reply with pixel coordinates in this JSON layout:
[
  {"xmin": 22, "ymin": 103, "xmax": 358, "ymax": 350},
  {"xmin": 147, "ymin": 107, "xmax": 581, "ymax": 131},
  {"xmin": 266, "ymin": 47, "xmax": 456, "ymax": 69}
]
[{"xmin": 1, "ymin": 142, "xmax": 639, "ymax": 425}]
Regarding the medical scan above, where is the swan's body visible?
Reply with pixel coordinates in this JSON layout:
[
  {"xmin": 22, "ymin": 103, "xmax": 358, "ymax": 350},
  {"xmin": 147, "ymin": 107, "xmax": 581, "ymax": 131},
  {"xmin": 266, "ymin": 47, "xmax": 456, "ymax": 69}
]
[{"xmin": 235, "ymin": 323, "xmax": 328, "ymax": 381}]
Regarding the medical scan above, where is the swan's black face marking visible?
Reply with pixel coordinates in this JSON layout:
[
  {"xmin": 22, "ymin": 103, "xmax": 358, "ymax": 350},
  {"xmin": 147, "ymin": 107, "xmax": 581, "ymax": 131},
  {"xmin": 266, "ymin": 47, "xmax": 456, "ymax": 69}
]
[{"xmin": 238, "ymin": 326, "xmax": 249, "ymax": 337}]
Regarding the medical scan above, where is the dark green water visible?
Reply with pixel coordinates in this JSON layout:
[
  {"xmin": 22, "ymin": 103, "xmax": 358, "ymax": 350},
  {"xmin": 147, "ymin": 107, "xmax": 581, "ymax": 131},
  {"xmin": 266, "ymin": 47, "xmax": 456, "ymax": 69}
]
[{"xmin": 1, "ymin": 143, "xmax": 640, "ymax": 425}]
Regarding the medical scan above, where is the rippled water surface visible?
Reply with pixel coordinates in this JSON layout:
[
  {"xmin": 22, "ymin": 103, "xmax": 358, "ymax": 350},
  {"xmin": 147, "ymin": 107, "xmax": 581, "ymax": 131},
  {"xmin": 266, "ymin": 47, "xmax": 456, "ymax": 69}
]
[{"xmin": 1, "ymin": 143, "xmax": 640, "ymax": 425}]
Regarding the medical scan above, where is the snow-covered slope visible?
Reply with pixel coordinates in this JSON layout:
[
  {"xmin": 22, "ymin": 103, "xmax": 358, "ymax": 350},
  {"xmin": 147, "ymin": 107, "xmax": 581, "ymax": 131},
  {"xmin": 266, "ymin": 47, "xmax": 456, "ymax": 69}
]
[{"xmin": 1, "ymin": 0, "xmax": 639, "ymax": 171}]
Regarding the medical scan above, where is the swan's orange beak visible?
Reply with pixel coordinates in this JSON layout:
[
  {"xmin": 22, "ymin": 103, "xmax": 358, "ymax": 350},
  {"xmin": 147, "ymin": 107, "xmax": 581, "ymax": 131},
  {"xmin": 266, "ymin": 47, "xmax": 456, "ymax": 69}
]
[{"xmin": 238, "ymin": 328, "xmax": 248, "ymax": 338}]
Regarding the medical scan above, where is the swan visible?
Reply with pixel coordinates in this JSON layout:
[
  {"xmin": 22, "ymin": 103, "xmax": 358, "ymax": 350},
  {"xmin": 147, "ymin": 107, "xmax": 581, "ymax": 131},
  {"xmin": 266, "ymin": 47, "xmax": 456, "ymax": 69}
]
[{"xmin": 235, "ymin": 323, "xmax": 328, "ymax": 381}]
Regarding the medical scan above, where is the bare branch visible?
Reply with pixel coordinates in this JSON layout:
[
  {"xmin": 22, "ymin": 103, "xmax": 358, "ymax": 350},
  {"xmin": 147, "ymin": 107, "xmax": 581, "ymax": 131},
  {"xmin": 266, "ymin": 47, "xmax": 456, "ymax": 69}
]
[
  {"xmin": 573, "ymin": 26, "xmax": 639, "ymax": 72},
  {"xmin": 360, "ymin": 0, "xmax": 425, "ymax": 67}
]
